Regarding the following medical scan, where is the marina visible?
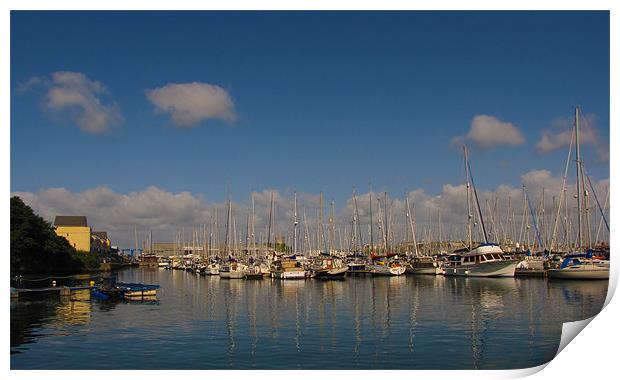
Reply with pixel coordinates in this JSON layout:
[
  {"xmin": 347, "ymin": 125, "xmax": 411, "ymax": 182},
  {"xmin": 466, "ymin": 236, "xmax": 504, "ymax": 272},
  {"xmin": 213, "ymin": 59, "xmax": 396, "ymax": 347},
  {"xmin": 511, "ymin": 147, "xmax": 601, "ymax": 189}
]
[
  {"xmin": 127, "ymin": 107, "xmax": 609, "ymax": 283},
  {"xmin": 8, "ymin": 102, "xmax": 611, "ymax": 370}
]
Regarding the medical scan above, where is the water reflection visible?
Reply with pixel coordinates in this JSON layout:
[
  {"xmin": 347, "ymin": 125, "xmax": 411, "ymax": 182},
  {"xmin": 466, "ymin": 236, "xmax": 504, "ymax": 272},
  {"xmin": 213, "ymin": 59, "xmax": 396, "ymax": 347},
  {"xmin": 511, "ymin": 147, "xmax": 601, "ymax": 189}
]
[
  {"xmin": 11, "ymin": 268, "xmax": 608, "ymax": 370},
  {"xmin": 11, "ymin": 289, "xmax": 93, "ymax": 355}
]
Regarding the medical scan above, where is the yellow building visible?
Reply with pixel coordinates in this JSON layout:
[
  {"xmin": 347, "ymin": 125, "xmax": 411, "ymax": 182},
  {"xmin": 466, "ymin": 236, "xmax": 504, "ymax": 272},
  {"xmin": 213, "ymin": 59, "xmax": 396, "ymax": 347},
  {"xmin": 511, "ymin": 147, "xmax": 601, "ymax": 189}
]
[{"xmin": 54, "ymin": 216, "xmax": 91, "ymax": 252}]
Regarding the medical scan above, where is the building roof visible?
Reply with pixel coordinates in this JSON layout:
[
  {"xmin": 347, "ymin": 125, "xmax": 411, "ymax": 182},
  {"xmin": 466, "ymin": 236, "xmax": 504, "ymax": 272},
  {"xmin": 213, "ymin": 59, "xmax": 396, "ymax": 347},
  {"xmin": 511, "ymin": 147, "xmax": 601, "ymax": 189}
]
[
  {"xmin": 92, "ymin": 231, "xmax": 108, "ymax": 239},
  {"xmin": 54, "ymin": 216, "xmax": 88, "ymax": 227}
]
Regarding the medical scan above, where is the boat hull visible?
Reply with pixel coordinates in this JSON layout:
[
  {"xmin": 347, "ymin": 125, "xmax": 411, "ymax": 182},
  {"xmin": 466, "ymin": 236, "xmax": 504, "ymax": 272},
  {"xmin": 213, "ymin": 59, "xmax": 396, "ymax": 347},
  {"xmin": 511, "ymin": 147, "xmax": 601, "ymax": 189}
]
[
  {"xmin": 219, "ymin": 270, "xmax": 245, "ymax": 279},
  {"xmin": 444, "ymin": 261, "xmax": 517, "ymax": 277},
  {"xmin": 124, "ymin": 289, "xmax": 158, "ymax": 298},
  {"xmin": 315, "ymin": 266, "xmax": 348, "ymax": 279},
  {"xmin": 406, "ymin": 266, "xmax": 442, "ymax": 275},
  {"xmin": 548, "ymin": 267, "xmax": 609, "ymax": 280},
  {"xmin": 370, "ymin": 264, "xmax": 406, "ymax": 276},
  {"xmin": 272, "ymin": 270, "xmax": 306, "ymax": 279}
]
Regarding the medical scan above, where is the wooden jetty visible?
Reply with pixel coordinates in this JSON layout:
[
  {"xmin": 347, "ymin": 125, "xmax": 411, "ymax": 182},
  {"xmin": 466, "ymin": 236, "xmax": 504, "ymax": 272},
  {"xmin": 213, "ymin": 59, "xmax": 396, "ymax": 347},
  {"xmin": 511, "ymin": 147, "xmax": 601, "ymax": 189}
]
[
  {"xmin": 11, "ymin": 285, "xmax": 93, "ymax": 299},
  {"xmin": 514, "ymin": 269, "xmax": 547, "ymax": 278}
]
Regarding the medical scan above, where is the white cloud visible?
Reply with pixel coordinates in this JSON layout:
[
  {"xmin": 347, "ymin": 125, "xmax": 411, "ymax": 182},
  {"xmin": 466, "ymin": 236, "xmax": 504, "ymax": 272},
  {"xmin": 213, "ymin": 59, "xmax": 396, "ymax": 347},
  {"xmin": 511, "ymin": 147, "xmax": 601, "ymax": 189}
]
[
  {"xmin": 16, "ymin": 76, "xmax": 46, "ymax": 94},
  {"xmin": 536, "ymin": 113, "xmax": 609, "ymax": 161},
  {"xmin": 146, "ymin": 82, "xmax": 236, "ymax": 127},
  {"xmin": 452, "ymin": 115, "xmax": 526, "ymax": 149},
  {"xmin": 21, "ymin": 71, "xmax": 123, "ymax": 134}
]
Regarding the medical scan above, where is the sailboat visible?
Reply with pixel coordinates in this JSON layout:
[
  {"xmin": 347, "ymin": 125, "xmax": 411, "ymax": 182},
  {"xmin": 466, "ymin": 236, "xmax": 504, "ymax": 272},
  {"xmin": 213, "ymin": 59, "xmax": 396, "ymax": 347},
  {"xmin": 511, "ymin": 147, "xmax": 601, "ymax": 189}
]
[
  {"xmin": 368, "ymin": 192, "xmax": 406, "ymax": 276},
  {"xmin": 548, "ymin": 107, "xmax": 609, "ymax": 280},
  {"xmin": 444, "ymin": 146, "xmax": 517, "ymax": 277},
  {"xmin": 404, "ymin": 195, "xmax": 443, "ymax": 275},
  {"xmin": 314, "ymin": 196, "xmax": 348, "ymax": 279},
  {"xmin": 514, "ymin": 187, "xmax": 546, "ymax": 277},
  {"xmin": 219, "ymin": 198, "xmax": 247, "ymax": 279},
  {"xmin": 245, "ymin": 195, "xmax": 265, "ymax": 280},
  {"xmin": 270, "ymin": 192, "xmax": 306, "ymax": 279},
  {"xmin": 205, "ymin": 209, "xmax": 221, "ymax": 275},
  {"xmin": 346, "ymin": 188, "xmax": 370, "ymax": 275},
  {"xmin": 206, "ymin": 259, "xmax": 220, "ymax": 275}
]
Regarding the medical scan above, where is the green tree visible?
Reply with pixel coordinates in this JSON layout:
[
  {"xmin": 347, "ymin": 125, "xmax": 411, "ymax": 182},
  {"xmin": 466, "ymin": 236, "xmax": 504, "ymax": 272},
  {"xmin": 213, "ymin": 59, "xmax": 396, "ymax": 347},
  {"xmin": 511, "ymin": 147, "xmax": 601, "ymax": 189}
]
[{"xmin": 10, "ymin": 196, "xmax": 85, "ymax": 275}]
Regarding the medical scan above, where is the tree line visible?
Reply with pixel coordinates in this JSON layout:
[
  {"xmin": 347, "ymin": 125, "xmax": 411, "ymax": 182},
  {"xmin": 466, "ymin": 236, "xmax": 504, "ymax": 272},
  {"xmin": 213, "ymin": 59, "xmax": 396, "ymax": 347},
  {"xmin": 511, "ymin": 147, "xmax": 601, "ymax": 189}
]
[{"xmin": 11, "ymin": 196, "xmax": 100, "ymax": 275}]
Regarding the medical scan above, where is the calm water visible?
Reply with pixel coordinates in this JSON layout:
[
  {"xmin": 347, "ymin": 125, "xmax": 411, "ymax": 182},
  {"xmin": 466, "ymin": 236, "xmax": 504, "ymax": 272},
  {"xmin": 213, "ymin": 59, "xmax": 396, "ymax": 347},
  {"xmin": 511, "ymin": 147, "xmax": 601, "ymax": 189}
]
[{"xmin": 11, "ymin": 268, "xmax": 607, "ymax": 369}]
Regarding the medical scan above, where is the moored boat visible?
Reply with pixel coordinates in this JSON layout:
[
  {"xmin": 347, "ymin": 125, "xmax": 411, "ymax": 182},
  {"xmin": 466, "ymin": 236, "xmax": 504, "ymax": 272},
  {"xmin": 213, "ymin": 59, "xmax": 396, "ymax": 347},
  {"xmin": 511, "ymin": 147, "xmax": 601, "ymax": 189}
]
[
  {"xmin": 346, "ymin": 260, "xmax": 369, "ymax": 275},
  {"xmin": 92, "ymin": 277, "xmax": 160, "ymax": 301},
  {"xmin": 369, "ymin": 260, "xmax": 406, "ymax": 276},
  {"xmin": 515, "ymin": 253, "xmax": 546, "ymax": 277},
  {"xmin": 444, "ymin": 244, "xmax": 517, "ymax": 277},
  {"xmin": 406, "ymin": 256, "xmax": 443, "ymax": 275},
  {"xmin": 245, "ymin": 265, "xmax": 264, "ymax": 279},
  {"xmin": 314, "ymin": 257, "xmax": 348, "ymax": 279},
  {"xmin": 271, "ymin": 258, "xmax": 306, "ymax": 279},
  {"xmin": 219, "ymin": 260, "xmax": 247, "ymax": 279},
  {"xmin": 546, "ymin": 108, "xmax": 610, "ymax": 281},
  {"xmin": 547, "ymin": 253, "xmax": 609, "ymax": 280},
  {"xmin": 207, "ymin": 262, "xmax": 220, "ymax": 275}
]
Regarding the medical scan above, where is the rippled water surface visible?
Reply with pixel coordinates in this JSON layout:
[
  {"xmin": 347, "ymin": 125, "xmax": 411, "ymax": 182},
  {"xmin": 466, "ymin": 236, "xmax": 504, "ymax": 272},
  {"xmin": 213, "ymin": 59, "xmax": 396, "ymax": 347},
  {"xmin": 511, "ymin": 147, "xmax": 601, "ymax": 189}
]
[{"xmin": 11, "ymin": 268, "xmax": 607, "ymax": 369}]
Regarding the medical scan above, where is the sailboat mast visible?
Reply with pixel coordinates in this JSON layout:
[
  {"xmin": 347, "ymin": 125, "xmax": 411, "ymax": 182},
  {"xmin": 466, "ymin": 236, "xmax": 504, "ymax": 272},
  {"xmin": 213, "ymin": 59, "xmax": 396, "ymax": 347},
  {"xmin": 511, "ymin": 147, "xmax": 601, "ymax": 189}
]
[
  {"xmin": 583, "ymin": 163, "xmax": 592, "ymax": 249},
  {"xmin": 541, "ymin": 187, "xmax": 546, "ymax": 250},
  {"xmin": 329, "ymin": 200, "xmax": 335, "ymax": 254},
  {"xmin": 406, "ymin": 195, "xmax": 419, "ymax": 257},
  {"xmin": 464, "ymin": 145, "xmax": 473, "ymax": 250},
  {"xmin": 377, "ymin": 197, "xmax": 385, "ymax": 253},
  {"xmin": 575, "ymin": 106, "xmax": 583, "ymax": 250},
  {"xmin": 293, "ymin": 192, "xmax": 298, "ymax": 255},
  {"xmin": 214, "ymin": 206, "xmax": 219, "ymax": 257},
  {"xmin": 245, "ymin": 208, "xmax": 251, "ymax": 257},
  {"xmin": 384, "ymin": 192, "xmax": 389, "ymax": 252},
  {"xmin": 438, "ymin": 207, "xmax": 443, "ymax": 253},
  {"xmin": 467, "ymin": 150, "xmax": 489, "ymax": 244},
  {"xmin": 351, "ymin": 188, "xmax": 358, "ymax": 252},
  {"xmin": 251, "ymin": 194, "xmax": 256, "ymax": 258},
  {"xmin": 353, "ymin": 189, "xmax": 363, "ymax": 252},
  {"xmin": 225, "ymin": 198, "xmax": 231, "ymax": 258},
  {"xmin": 232, "ymin": 213, "xmax": 237, "ymax": 256},
  {"xmin": 267, "ymin": 191, "xmax": 274, "ymax": 250},
  {"xmin": 319, "ymin": 192, "xmax": 325, "ymax": 253},
  {"xmin": 303, "ymin": 208, "xmax": 311, "ymax": 253},
  {"xmin": 369, "ymin": 188, "xmax": 374, "ymax": 257}
]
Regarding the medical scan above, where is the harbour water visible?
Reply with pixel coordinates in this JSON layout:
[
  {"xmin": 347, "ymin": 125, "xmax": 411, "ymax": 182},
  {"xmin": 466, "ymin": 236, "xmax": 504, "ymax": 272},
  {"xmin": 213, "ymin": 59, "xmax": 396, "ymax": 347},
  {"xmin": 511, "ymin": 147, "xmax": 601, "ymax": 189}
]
[{"xmin": 11, "ymin": 267, "xmax": 607, "ymax": 369}]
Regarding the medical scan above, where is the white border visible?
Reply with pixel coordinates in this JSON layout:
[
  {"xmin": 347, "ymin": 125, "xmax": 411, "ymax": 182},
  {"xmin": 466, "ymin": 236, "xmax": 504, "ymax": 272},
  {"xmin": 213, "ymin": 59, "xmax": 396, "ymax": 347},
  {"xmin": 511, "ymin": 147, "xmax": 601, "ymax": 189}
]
[{"xmin": 3, "ymin": 1, "xmax": 617, "ymax": 380}]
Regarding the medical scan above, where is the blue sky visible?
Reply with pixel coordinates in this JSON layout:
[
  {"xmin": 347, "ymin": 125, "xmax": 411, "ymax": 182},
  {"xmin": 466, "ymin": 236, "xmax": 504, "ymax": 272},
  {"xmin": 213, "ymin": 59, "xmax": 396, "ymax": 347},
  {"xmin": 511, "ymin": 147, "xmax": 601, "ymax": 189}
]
[{"xmin": 11, "ymin": 11, "xmax": 609, "ymax": 206}]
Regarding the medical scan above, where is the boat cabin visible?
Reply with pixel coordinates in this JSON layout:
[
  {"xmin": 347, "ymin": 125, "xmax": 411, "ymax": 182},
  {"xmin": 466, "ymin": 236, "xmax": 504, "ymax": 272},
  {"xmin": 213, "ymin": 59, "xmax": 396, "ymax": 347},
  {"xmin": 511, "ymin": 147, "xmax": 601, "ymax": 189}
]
[
  {"xmin": 446, "ymin": 244, "xmax": 507, "ymax": 267},
  {"xmin": 272, "ymin": 258, "xmax": 304, "ymax": 272}
]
